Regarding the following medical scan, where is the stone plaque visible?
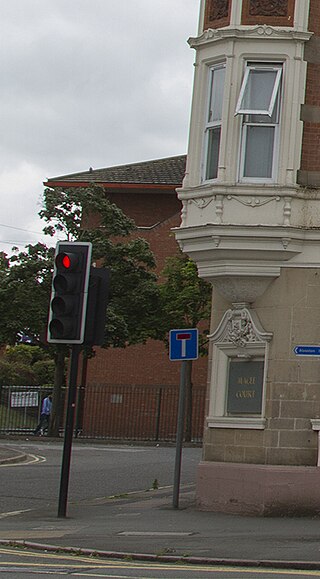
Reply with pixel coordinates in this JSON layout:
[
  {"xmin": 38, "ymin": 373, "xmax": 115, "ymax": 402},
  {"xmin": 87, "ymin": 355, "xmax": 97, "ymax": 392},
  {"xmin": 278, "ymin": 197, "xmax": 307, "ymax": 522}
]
[{"xmin": 227, "ymin": 360, "xmax": 264, "ymax": 414}]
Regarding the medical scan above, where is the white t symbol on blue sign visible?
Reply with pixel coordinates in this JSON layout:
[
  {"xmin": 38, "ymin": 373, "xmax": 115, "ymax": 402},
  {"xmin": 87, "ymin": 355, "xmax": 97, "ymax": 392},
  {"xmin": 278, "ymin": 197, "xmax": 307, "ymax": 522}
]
[{"xmin": 169, "ymin": 328, "xmax": 198, "ymax": 361}]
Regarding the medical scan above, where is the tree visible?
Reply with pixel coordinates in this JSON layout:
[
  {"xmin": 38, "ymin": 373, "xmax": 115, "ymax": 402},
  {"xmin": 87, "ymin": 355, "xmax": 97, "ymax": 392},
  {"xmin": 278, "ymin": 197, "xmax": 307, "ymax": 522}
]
[
  {"xmin": 0, "ymin": 243, "xmax": 54, "ymax": 346},
  {"xmin": 0, "ymin": 185, "xmax": 160, "ymax": 435},
  {"xmin": 40, "ymin": 184, "xmax": 160, "ymax": 433},
  {"xmin": 40, "ymin": 184, "xmax": 160, "ymax": 347},
  {"xmin": 0, "ymin": 247, "xmax": 68, "ymax": 435},
  {"xmin": 156, "ymin": 254, "xmax": 212, "ymax": 441},
  {"xmin": 0, "ymin": 344, "xmax": 54, "ymax": 387}
]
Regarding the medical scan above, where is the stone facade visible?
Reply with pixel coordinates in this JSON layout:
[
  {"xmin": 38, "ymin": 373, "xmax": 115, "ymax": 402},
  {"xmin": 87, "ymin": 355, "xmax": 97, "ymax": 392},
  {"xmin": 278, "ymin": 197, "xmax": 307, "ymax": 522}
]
[{"xmin": 176, "ymin": 0, "xmax": 320, "ymax": 514}]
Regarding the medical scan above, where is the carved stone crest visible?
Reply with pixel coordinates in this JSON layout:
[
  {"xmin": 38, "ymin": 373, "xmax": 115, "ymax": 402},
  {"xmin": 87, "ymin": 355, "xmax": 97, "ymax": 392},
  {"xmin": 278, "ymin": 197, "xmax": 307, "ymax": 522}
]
[
  {"xmin": 226, "ymin": 309, "xmax": 257, "ymax": 347},
  {"xmin": 209, "ymin": 306, "xmax": 272, "ymax": 348},
  {"xmin": 249, "ymin": 0, "xmax": 288, "ymax": 17},
  {"xmin": 206, "ymin": 0, "xmax": 229, "ymax": 22},
  {"xmin": 204, "ymin": 0, "xmax": 230, "ymax": 29}
]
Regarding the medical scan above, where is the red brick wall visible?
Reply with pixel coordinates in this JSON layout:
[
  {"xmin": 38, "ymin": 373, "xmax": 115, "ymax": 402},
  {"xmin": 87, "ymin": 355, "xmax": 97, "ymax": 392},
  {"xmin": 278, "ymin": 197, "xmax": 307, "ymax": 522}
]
[
  {"xmin": 300, "ymin": 0, "xmax": 320, "ymax": 173},
  {"xmin": 106, "ymin": 191, "xmax": 181, "ymax": 227},
  {"xmin": 87, "ymin": 339, "xmax": 208, "ymax": 388},
  {"xmin": 85, "ymin": 186, "xmax": 208, "ymax": 394}
]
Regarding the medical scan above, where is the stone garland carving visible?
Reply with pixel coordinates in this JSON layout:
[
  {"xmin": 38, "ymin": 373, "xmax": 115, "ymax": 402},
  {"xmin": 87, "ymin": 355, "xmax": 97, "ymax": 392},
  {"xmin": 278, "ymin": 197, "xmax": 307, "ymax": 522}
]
[
  {"xmin": 206, "ymin": 0, "xmax": 229, "ymax": 21},
  {"xmin": 226, "ymin": 195, "xmax": 280, "ymax": 207},
  {"xmin": 190, "ymin": 197, "xmax": 213, "ymax": 209},
  {"xmin": 248, "ymin": 0, "xmax": 288, "ymax": 17},
  {"xmin": 185, "ymin": 194, "xmax": 292, "ymax": 228}
]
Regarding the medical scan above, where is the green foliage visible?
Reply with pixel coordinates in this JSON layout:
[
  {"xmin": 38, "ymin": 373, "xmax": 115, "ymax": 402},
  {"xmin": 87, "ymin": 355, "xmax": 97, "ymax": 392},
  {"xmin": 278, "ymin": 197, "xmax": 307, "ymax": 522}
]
[
  {"xmin": 0, "ymin": 243, "xmax": 55, "ymax": 346},
  {"xmin": 156, "ymin": 254, "xmax": 212, "ymax": 354},
  {"xmin": 40, "ymin": 185, "xmax": 136, "ymax": 241},
  {"xmin": 40, "ymin": 184, "xmax": 160, "ymax": 347},
  {"xmin": 5, "ymin": 345, "xmax": 33, "ymax": 365},
  {"xmin": 0, "ymin": 360, "xmax": 35, "ymax": 386},
  {"xmin": 0, "ymin": 345, "xmax": 54, "ymax": 386},
  {"xmin": 33, "ymin": 359, "xmax": 55, "ymax": 385}
]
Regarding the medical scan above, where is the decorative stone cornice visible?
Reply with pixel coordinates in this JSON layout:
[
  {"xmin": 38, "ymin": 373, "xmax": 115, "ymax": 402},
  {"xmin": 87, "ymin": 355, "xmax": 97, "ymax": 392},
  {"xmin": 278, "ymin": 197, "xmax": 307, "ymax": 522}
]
[
  {"xmin": 173, "ymin": 223, "xmax": 318, "ymax": 302},
  {"xmin": 188, "ymin": 25, "xmax": 312, "ymax": 49}
]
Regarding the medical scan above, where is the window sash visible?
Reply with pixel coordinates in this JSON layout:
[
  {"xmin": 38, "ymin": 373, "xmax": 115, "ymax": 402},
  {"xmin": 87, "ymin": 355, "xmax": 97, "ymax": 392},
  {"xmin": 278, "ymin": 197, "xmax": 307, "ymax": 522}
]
[
  {"xmin": 236, "ymin": 66, "xmax": 282, "ymax": 117},
  {"xmin": 242, "ymin": 125, "xmax": 275, "ymax": 179},
  {"xmin": 208, "ymin": 66, "xmax": 225, "ymax": 123},
  {"xmin": 205, "ymin": 127, "xmax": 221, "ymax": 180},
  {"xmin": 203, "ymin": 64, "xmax": 225, "ymax": 181}
]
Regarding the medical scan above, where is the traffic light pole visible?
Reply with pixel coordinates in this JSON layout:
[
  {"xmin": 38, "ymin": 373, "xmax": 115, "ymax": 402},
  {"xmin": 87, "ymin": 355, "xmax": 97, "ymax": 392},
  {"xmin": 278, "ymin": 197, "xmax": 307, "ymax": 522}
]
[{"xmin": 58, "ymin": 344, "xmax": 81, "ymax": 518}]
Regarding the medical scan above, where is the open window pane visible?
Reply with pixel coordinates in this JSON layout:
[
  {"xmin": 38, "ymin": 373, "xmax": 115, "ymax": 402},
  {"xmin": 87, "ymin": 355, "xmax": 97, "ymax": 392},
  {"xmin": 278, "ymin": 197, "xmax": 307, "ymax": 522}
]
[
  {"xmin": 236, "ymin": 67, "xmax": 282, "ymax": 116},
  {"xmin": 208, "ymin": 66, "xmax": 226, "ymax": 122},
  {"xmin": 206, "ymin": 127, "xmax": 221, "ymax": 180},
  {"xmin": 243, "ymin": 126, "xmax": 275, "ymax": 178}
]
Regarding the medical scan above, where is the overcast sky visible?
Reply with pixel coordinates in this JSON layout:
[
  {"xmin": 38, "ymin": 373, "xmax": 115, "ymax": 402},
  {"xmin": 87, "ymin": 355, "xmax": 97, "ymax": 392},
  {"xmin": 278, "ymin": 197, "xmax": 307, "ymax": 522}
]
[{"xmin": 0, "ymin": 0, "xmax": 200, "ymax": 256}]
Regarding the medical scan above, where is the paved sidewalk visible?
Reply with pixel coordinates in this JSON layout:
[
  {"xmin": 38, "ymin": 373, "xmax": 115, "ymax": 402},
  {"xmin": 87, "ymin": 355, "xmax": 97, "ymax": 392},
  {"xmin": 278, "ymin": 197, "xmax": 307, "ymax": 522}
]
[{"xmin": 1, "ymin": 445, "xmax": 320, "ymax": 569}]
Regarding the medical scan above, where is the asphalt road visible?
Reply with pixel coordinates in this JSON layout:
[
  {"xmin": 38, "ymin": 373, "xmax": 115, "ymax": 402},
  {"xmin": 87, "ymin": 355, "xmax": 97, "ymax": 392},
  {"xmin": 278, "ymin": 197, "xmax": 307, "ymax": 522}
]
[
  {"xmin": 0, "ymin": 439, "xmax": 201, "ymax": 513},
  {"xmin": 1, "ymin": 547, "xmax": 320, "ymax": 578},
  {"xmin": 2, "ymin": 440, "xmax": 320, "ymax": 575}
]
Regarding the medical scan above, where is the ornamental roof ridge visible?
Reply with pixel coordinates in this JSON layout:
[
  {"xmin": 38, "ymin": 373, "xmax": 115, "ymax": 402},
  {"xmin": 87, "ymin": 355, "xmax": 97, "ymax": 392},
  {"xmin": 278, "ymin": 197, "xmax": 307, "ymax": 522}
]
[{"xmin": 188, "ymin": 25, "xmax": 312, "ymax": 48}]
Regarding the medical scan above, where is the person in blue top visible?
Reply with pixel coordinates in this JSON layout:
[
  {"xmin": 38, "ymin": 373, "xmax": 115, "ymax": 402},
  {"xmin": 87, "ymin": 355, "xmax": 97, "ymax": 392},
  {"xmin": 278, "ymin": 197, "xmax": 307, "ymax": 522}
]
[{"xmin": 34, "ymin": 394, "xmax": 52, "ymax": 435}]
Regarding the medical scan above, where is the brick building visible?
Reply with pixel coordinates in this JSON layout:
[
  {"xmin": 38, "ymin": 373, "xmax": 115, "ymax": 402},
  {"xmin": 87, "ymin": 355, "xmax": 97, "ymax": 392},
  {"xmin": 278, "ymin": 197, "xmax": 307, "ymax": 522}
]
[
  {"xmin": 46, "ymin": 155, "xmax": 208, "ymax": 440},
  {"xmin": 175, "ymin": 0, "xmax": 320, "ymax": 514}
]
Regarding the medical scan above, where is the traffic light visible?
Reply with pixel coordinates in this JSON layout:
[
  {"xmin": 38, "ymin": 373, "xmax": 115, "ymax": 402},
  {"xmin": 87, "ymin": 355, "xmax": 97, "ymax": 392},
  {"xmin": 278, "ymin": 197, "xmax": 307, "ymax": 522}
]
[
  {"xmin": 47, "ymin": 241, "xmax": 92, "ymax": 344},
  {"xmin": 84, "ymin": 267, "xmax": 109, "ymax": 346}
]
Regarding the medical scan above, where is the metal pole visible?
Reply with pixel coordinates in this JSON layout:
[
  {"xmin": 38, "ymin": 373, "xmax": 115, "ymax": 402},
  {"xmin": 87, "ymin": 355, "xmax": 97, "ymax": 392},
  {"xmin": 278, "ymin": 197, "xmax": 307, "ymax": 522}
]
[
  {"xmin": 173, "ymin": 360, "xmax": 187, "ymax": 509},
  {"xmin": 58, "ymin": 345, "xmax": 81, "ymax": 518}
]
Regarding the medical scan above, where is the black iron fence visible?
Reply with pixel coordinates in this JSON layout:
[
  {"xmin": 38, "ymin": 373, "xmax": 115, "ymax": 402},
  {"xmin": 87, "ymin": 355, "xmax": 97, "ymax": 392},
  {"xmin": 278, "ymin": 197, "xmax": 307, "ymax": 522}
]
[
  {"xmin": 0, "ymin": 384, "xmax": 206, "ymax": 442},
  {"xmin": 0, "ymin": 385, "xmax": 55, "ymax": 435}
]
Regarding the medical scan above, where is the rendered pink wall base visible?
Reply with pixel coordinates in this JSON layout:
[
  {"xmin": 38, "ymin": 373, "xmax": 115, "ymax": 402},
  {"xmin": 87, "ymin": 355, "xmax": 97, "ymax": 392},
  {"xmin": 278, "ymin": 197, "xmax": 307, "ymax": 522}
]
[{"xmin": 196, "ymin": 462, "xmax": 320, "ymax": 516}]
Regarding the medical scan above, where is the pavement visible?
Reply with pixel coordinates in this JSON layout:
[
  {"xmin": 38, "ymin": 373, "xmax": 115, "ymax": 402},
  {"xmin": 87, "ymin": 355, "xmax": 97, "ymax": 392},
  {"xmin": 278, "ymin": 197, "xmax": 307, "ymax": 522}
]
[{"xmin": 1, "ymin": 445, "xmax": 320, "ymax": 571}]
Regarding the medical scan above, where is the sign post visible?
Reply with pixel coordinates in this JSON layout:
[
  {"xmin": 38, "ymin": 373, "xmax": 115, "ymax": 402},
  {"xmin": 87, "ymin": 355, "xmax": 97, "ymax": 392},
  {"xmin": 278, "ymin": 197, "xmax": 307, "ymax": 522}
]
[{"xmin": 169, "ymin": 329, "xmax": 198, "ymax": 509}]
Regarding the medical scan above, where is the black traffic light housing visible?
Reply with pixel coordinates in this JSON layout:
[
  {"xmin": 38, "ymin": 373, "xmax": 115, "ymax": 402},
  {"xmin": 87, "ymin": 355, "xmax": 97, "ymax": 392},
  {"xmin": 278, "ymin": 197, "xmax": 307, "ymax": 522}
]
[
  {"xmin": 47, "ymin": 241, "xmax": 92, "ymax": 344},
  {"xmin": 84, "ymin": 267, "xmax": 109, "ymax": 346}
]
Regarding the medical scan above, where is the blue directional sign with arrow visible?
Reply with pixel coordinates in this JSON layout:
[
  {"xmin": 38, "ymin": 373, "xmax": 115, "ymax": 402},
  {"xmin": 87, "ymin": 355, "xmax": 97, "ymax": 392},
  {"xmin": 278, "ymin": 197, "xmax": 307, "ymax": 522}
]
[{"xmin": 294, "ymin": 345, "xmax": 320, "ymax": 356}]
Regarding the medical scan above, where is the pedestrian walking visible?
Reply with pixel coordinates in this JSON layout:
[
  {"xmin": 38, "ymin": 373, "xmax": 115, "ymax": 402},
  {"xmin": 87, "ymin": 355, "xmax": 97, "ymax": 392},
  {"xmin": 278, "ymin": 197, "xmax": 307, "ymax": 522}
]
[{"xmin": 34, "ymin": 394, "xmax": 52, "ymax": 435}]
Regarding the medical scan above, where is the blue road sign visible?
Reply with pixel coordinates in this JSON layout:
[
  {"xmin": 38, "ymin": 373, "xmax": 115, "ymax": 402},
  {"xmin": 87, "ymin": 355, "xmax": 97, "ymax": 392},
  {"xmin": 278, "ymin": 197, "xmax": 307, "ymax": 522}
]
[
  {"xmin": 169, "ymin": 328, "xmax": 198, "ymax": 361},
  {"xmin": 294, "ymin": 345, "xmax": 320, "ymax": 356}
]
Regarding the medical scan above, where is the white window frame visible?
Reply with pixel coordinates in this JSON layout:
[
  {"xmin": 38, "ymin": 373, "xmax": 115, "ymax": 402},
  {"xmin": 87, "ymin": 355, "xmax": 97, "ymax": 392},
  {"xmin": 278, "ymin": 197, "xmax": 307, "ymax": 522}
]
[
  {"xmin": 203, "ymin": 63, "xmax": 226, "ymax": 182},
  {"xmin": 236, "ymin": 63, "xmax": 283, "ymax": 183},
  {"xmin": 235, "ymin": 65, "xmax": 282, "ymax": 117}
]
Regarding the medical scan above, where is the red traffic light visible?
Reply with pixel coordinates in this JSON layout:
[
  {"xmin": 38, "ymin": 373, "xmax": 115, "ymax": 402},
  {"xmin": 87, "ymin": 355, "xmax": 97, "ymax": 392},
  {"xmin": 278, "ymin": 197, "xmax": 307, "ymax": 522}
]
[
  {"xmin": 56, "ymin": 252, "xmax": 79, "ymax": 271},
  {"xmin": 62, "ymin": 254, "xmax": 71, "ymax": 269},
  {"xmin": 47, "ymin": 242, "xmax": 92, "ymax": 344}
]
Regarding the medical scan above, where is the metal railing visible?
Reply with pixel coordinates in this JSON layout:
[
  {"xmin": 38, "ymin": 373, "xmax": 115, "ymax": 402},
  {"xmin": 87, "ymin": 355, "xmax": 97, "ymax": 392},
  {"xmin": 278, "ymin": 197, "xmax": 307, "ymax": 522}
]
[
  {"xmin": 0, "ymin": 384, "xmax": 206, "ymax": 442},
  {"xmin": 0, "ymin": 385, "xmax": 54, "ymax": 434}
]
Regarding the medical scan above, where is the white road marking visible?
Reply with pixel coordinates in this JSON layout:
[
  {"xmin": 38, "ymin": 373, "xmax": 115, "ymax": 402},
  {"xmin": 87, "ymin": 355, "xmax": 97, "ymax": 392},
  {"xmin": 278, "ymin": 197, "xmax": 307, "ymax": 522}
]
[
  {"xmin": 0, "ymin": 454, "xmax": 46, "ymax": 467},
  {"xmin": 0, "ymin": 508, "xmax": 32, "ymax": 520}
]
